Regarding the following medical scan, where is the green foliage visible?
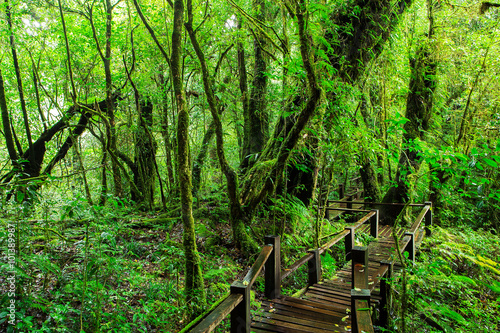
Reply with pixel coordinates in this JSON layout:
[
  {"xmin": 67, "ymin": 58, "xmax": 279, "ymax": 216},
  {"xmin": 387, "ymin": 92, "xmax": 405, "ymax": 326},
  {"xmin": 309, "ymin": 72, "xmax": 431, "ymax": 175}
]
[{"xmin": 389, "ymin": 226, "xmax": 500, "ymax": 332}]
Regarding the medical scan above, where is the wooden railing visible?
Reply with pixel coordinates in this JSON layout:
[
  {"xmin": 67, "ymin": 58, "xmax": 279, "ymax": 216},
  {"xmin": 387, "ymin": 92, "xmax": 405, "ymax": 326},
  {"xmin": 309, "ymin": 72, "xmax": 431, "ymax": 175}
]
[
  {"xmin": 189, "ymin": 202, "xmax": 432, "ymax": 333},
  {"xmin": 281, "ymin": 209, "xmax": 379, "ymax": 282},
  {"xmin": 189, "ymin": 236, "xmax": 280, "ymax": 333}
]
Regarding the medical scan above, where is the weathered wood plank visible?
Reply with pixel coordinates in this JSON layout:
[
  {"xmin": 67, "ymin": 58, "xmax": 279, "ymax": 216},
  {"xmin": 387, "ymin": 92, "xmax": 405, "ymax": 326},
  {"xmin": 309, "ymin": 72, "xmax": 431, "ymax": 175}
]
[
  {"xmin": 253, "ymin": 312, "xmax": 341, "ymax": 331},
  {"xmin": 269, "ymin": 297, "xmax": 347, "ymax": 316},
  {"xmin": 260, "ymin": 301, "xmax": 343, "ymax": 323}
]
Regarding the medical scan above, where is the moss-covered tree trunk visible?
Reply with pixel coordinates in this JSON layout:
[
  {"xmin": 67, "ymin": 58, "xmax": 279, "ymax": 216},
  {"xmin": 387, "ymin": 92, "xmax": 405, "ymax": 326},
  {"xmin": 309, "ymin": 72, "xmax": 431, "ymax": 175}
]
[
  {"xmin": 134, "ymin": 100, "xmax": 156, "ymax": 210},
  {"xmin": 185, "ymin": 0, "xmax": 258, "ymax": 255},
  {"xmin": 263, "ymin": 0, "xmax": 414, "ymax": 207},
  {"xmin": 158, "ymin": 72, "xmax": 176, "ymax": 192},
  {"xmin": 358, "ymin": 94, "xmax": 382, "ymax": 202},
  {"xmin": 381, "ymin": 41, "xmax": 437, "ymax": 224},
  {"xmin": 90, "ymin": 0, "xmax": 122, "ymax": 198},
  {"xmin": 240, "ymin": 0, "xmax": 269, "ymax": 170},
  {"xmin": 171, "ymin": 0, "xmax": 206, "ymax": 313}
]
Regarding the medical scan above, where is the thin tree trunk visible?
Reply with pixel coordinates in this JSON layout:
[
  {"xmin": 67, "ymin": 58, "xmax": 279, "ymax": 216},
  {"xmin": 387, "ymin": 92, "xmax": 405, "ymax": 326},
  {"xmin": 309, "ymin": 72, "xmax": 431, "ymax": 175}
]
[
  {"xmin": 5, "ymin": 0, "xmax": 34, "ymax": 166},
  {"xmin": 172, "ymin": 0, "xmax": 206, "ymax": 313},
  {"xmin": 159, "ymin": 72, "xmax": 176, "ymax": 191},
  {"xmin": 90, "ymin": 0, "xmax": 122, "ymax": 198},
  {"xmin": 0, "ymin": 69, "xmax": 19, "ymax": 166}
]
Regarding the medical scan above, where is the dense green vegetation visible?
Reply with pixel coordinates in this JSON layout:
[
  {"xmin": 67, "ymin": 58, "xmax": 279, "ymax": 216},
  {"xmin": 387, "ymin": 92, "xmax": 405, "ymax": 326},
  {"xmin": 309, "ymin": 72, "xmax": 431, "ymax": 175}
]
[{"xmin": 0, "ymin": 0, "xmax": 499, "ymax": 331}]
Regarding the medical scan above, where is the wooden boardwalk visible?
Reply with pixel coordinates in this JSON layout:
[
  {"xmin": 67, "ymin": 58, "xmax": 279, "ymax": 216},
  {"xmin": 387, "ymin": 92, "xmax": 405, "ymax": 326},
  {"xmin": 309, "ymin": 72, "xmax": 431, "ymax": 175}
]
[
  {"xmin": 252, "ymin": 224, "xmax": 422, "ymax": 332},
  {"xmin": 188, "ymin": 199, "xmax": 432, "ymax": 333}
]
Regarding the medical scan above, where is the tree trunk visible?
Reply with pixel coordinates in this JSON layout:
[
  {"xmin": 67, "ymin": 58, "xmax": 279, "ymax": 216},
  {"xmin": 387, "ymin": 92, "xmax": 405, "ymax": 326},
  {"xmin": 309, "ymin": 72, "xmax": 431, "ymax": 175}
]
[
  {"xmin": 240, "ymin": 0, "xmax": 269, "ymax": 170},
  {"xmin": 90, "ymin": 0, "xmax": 122, "ymax": 198},
  {"xmin": 381, "ymin": 40, "xmax": 437, "ymax": 224},
  {"xmin": 158, "ymin": 72, "xmax": 176, "ymax": 192},
  {"xmin": 261, "ymin": 0, "xmax": 415, "ymax": 207},
  {"xmin": 358, "ymin": 93, "xmax": 382, "ymax": 202},
  {"xmin": 185, "ymin": 0, "xmax": 259, "ymax": 255},
  {"xmin": 0, "ymin": 69, "xmax": 19, "ymax": 166},
  {"xmin": 134, "ymin": 99, "xmax": 156, "ymax": 210},
  {"xmin": 172, "ymin": 0, "xmax": 206, "ymax": 313}
]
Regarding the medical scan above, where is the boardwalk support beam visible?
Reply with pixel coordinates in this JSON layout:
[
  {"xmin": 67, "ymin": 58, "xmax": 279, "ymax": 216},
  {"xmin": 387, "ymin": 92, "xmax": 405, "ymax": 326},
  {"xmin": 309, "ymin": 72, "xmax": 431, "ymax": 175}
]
[
  {"xmin": 230, "ymin": 281, "xmax": 250, "ymax": 333},
  {"xmin": 307, "ymin": 248, "xmax": 321, "ymax": 285},
  {"xmin": 264, "ymin": 235, "xmax": 281, "ymax": 299}
]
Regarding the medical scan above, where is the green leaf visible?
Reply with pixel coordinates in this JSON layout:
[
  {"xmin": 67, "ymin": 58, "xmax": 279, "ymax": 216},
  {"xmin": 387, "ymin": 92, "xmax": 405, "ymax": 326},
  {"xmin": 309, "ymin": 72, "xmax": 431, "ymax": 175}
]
[
  {"xmin": 483, "ymin": 158, "xmax": 498, "ymax": 167},
  {"xmin": 437, "ymin": 306, "xmax": 465, "ymax": 323}
]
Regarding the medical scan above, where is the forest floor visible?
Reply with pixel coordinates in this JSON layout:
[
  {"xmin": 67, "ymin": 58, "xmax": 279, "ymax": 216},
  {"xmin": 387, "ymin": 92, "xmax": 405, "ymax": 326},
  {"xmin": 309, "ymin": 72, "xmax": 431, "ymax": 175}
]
[{"xmin": 0, "ymin": 204, "xmax": 499, "ymax": 332}]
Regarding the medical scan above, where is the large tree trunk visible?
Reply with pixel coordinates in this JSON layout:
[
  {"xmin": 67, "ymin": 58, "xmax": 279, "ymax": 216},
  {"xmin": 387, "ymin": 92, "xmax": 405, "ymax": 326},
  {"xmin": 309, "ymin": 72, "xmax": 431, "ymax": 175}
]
[
  {"xmin": 134, "ymin": 100, "xmax": 156, "ymax": 210},
  {"xmin": 240, "ymin": 0, "xmax": 269, "ymax": 170},
  {"xmin": 381, "ymin": 40, "xmax": 437, "ymax": 224},
  {"xmin": 261, "ymin": 0, "xmax": 415, "ymax": 207}
]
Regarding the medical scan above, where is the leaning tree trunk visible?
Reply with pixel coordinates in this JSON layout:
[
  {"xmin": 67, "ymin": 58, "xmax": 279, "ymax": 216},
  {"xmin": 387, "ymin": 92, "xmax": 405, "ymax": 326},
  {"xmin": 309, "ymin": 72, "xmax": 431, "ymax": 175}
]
[
  {"xmin": 262, "ymin": 0, "xmax": 415, "ymax": 207},
  {"xmin": 185, "ymin": 0, "xmax": 258, "ymax": 255}
]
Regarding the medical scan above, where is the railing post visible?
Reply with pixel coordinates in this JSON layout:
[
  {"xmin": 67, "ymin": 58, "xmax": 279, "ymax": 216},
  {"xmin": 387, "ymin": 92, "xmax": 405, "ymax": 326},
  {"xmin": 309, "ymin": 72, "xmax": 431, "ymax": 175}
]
[
  {"xmin": 339, "ymin": 183, "xmax": 345, "ymax": 199},
  {"xmin": 344, "ymin": 227, "xmax": 355, "ymax": 261},
  {"xmin": 404, "ymin": 232, "xmax": 415, "ymax": 262},
  {"xmin": 370, "ymin": 209, "xmax": 379, "ymax": 238},
  {"xmin": 347, "ymin": 194, "xmax": 353, "ymax": 209},
  {"xmin": 307, "ymin": 249, "xmax": 321, "ymax": 285},
  {"xmin": 230, "ymin": 281, "xmax": 250, "ymax": 333},
  {"xmin": 424, "ymin": 201, "xmax": 432, "ymax": 236},
  {"xmin": 379, "ymin": 260, "xmax": 393, "ymax": 328},
  {"xmin": 347, "ymin": 195, "xmax": 355, "ymax": 223},
  {"xmin": 264, "ymin": 235, "xmax": 281, "ymax": 299},
  {"xmin": 351, "ymin": 246, "xmax": 370, "ymax": 333},
  {"xmin": 351, "ymin": 246, "xmax": 368, "ymax": 289}
]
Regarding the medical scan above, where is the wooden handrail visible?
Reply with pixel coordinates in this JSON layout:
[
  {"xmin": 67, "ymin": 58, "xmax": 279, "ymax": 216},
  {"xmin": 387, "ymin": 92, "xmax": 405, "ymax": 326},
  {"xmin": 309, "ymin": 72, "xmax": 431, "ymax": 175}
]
[
  {"xmin": 323, "ymin": 207, "xmax": 371, "ymax": 213},
  {"xmin": 283, "ymin": 210, "xmax": 376, "ymax": 281},
  {"xmin": 281, "ymin": 252, "xmax": 314, "ymax": 280},
  {"xmin": 190, "ymin": 294, "xmax": 243, "ymax": 333},
  {"xmin": 188, "ymin": 237, "xmax": 279, "ymax": 333},
  {"xmin": 409, "ymin": 204, "xmax": 431, "ymax": 233},
  {"xmin": 319, "ymin": 229, "xmax": 350, "ymax": 254},
  {"xmin": 370, "ymin": 263, "xmax": 390, "ymax": 293},
  {"xmin": 327, "ymin": 200, "xmax": 426, "ymax": 207},
  {"xmin": 243, "ymin": 245, "xmax": 273, "ymax": 286}
]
